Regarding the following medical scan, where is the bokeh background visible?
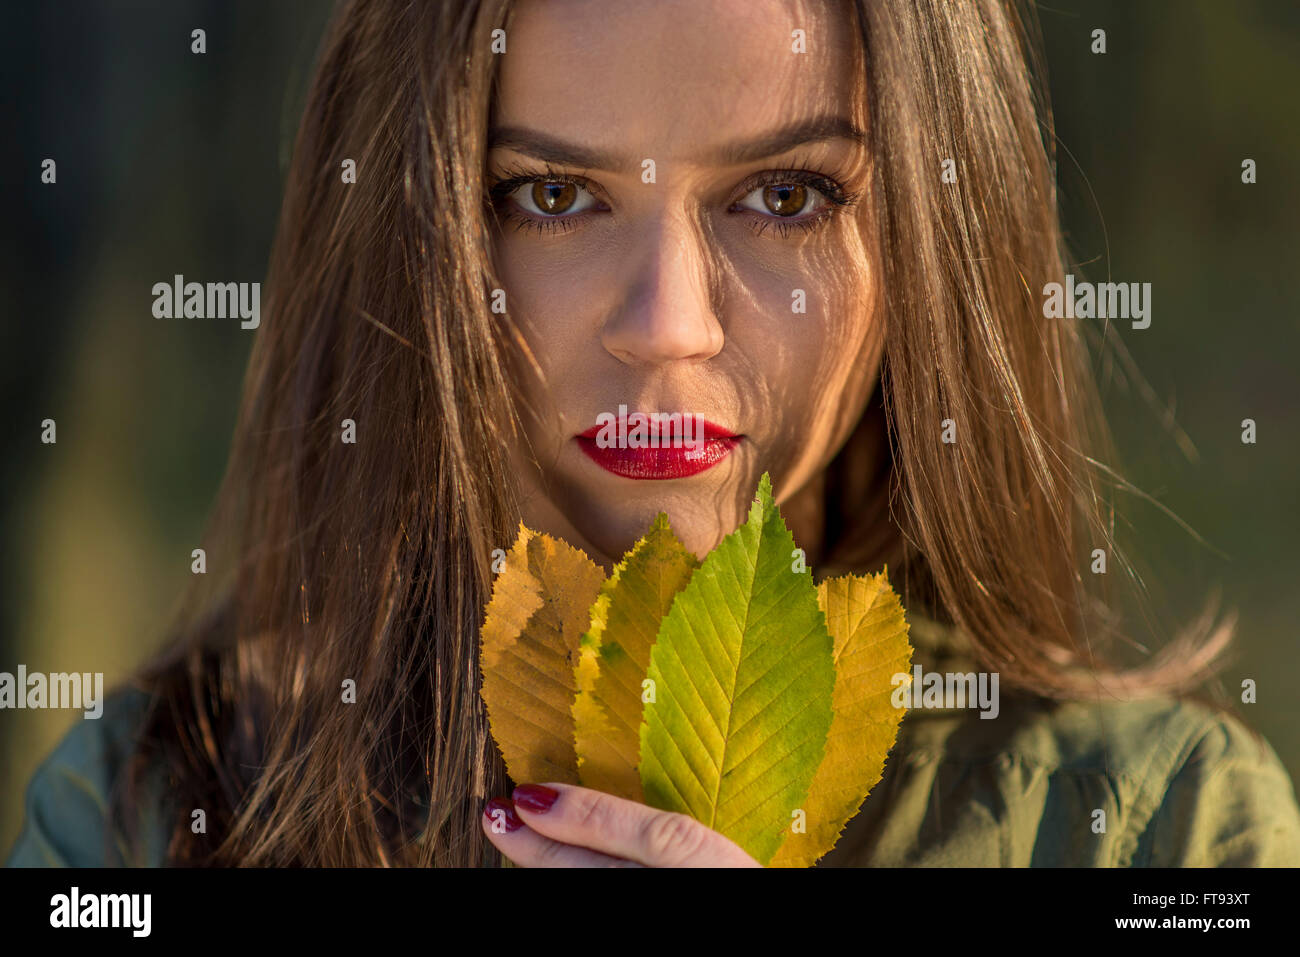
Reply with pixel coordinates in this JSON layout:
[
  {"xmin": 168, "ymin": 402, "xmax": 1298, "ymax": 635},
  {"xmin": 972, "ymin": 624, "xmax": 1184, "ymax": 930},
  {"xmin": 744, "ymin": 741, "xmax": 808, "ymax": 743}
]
[{"xmin": 2, "ymin": 0, "xmax": 1298, "ymax": 855}]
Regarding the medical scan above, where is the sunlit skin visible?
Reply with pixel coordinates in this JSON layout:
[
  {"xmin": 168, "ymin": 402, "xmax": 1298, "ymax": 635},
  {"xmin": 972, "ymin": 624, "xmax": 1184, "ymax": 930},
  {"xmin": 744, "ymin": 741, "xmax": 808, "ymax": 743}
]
[{"xmin": 483, "ymin": 0, "xmax": 883, "ymax": 866}]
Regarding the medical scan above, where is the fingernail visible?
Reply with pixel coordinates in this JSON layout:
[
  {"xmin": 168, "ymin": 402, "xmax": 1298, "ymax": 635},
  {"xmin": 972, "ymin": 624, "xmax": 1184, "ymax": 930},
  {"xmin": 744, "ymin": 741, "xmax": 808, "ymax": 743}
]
[
  {"xmin": 483, "ymin": 797, "xmax": 524, "ymax": 832},
  {"xmin": 512, "ymin": 783, "xmax": 560, "ymax": 813}
]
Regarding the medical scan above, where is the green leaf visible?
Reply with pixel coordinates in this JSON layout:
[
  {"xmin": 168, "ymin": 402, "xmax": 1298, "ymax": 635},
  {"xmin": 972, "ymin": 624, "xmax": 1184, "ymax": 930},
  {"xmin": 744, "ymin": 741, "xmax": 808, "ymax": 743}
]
[
  {"xmin": 638, "ymin": 473, "xmax": 836, "ymax": 865},
  {"xmin": 573, "ymin": 514, "xmax": 699, "ymax": 801}
]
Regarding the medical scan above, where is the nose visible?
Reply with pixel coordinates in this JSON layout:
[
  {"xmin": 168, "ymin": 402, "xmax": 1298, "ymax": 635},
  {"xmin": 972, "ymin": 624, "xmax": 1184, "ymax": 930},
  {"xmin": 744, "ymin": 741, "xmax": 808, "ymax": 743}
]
[{"xmin": 600, "ymin": 213, "xmax": 725, "ymax": 366}]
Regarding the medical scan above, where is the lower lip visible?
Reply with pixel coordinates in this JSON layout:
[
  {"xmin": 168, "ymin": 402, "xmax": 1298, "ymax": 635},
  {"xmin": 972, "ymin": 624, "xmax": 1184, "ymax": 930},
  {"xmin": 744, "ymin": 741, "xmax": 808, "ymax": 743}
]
[{"xmin": 575, "ymin": 435, "xmax": 742, "ymax": 480}]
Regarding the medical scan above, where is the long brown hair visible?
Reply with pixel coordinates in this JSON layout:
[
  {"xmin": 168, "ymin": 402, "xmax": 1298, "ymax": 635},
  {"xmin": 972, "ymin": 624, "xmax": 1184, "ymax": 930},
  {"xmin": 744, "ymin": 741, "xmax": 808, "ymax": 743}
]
[{"xmin": 123, "ymin": 0, "xmax": 1233, "ymax": 866}]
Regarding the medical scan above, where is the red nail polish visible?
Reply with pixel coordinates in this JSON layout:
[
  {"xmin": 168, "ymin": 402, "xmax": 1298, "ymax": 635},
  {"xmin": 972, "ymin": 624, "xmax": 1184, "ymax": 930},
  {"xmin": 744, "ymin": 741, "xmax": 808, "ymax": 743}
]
[
  {"xmin": 513, "ymin": 783, "xmax": 560, "ymax": 813},
  {"xmin": 483, "ymin": 797, "xmax": 524, "ymax": 832}
]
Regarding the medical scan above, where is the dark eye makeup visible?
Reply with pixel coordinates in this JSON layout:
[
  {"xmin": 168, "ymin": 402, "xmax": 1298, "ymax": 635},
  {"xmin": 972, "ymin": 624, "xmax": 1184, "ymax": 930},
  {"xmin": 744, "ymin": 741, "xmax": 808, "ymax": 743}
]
[{"xmin": 484, "ymin": 154, "xmax": 861, "ymax": 239}]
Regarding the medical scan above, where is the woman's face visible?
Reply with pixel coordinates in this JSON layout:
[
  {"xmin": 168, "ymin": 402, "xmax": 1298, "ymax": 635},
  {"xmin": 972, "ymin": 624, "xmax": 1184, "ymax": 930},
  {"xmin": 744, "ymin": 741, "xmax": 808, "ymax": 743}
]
[{"xmin": 489, "ymin": 0, "xmax": 883, "ymax": 566}]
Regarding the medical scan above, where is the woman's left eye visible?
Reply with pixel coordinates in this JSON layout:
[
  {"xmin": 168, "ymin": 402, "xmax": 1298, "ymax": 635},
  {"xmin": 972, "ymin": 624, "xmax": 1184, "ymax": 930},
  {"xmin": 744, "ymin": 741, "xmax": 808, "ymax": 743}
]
[{"xmin": 734, "ymin": 182, "xmax": 828, "ymax": 219}]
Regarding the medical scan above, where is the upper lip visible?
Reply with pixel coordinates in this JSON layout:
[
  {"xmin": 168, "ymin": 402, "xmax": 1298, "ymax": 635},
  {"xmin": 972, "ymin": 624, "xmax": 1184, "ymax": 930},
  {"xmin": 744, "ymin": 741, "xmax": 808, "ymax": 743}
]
[{"xmin": 576, "ymin": 416, "xmax": 741, "ymax": 440}]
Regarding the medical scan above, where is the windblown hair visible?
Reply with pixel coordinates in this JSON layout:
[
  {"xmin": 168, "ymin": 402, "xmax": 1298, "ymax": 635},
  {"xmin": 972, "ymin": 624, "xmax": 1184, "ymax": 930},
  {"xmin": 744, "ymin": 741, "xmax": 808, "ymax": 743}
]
[{"xmin": 120, "ymin": 0, "xmax": 1233, "ymax": 866}]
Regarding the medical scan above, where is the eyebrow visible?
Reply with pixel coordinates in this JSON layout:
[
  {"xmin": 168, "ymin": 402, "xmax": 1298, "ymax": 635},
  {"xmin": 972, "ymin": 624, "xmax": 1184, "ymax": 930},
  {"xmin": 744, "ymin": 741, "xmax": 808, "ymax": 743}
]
[{"xmin": 487, "ymin": 115, "xmax": 866, "ymax": 173}]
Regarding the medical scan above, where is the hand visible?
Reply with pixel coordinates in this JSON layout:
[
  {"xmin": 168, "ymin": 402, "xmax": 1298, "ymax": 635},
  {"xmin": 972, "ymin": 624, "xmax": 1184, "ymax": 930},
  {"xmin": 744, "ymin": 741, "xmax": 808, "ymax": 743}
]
[{"xmin": 482, "ymin": 782, "xmax": 762, "ymax": 867}]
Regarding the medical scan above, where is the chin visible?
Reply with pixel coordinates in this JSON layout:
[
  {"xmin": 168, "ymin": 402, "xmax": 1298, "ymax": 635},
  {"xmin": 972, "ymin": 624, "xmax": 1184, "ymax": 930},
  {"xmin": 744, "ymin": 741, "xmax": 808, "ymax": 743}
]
[{"xmin": 568, "ymin": 483, "xmax": 745, "ymax": 561}]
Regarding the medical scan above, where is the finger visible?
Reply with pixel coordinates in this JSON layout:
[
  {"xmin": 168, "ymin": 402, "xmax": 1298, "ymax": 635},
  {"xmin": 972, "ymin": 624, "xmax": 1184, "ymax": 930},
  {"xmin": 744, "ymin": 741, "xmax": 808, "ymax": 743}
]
[
  {"xmin": 510, "ymin": 783, "xmax": 760, "ymax": 867},
  {"xmin": 481, "ymin": 797, "xmax": 642, "ymax": 868}
]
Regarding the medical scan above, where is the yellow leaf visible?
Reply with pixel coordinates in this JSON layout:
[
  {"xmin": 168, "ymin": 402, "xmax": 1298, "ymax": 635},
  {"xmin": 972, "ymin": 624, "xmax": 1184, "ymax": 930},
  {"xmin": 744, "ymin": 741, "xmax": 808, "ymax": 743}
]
[
  {"xmin": 769, "ymin": 571, "xmax": 912, "ymax": 867},
  {"xmin": 572, "ymin": 514, "xmax": 698, "ymax": 801},
  {"xmin": 571, "ymin": 637, "xmax": 628, "ymax": 795},
  {"xmin": 479, "ymin": 524, "xmax": 605, "ymax": 785}
]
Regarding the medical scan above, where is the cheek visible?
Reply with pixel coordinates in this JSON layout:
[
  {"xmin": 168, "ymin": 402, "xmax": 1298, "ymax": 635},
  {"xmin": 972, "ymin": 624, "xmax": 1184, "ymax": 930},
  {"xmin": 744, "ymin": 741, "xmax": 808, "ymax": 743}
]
[
  {"xmin": 724, "ymin": 236, "xmax": 879, "ymax": 466},
  {"xmin": 492, "ymin": 233, "xmax": 602, "ymax": 411},
  {"xmin": 804, "ymin": 281, "xmax": 880, "ymax": 464}
]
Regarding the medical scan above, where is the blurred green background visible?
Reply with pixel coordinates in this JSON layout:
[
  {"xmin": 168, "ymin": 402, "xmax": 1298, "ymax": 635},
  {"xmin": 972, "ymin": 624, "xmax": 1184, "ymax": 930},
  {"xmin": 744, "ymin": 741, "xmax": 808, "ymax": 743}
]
[{"xmin": 2, "ymin": 0, "xmax": 1298, "ymax": 856}]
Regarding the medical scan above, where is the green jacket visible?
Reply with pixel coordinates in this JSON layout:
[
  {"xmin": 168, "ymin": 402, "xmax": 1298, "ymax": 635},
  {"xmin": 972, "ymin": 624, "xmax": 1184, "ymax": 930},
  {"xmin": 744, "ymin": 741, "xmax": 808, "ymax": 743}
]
[{"xmin": 8, "ymin": 618, "xmax": 1300, "ymax": 866}]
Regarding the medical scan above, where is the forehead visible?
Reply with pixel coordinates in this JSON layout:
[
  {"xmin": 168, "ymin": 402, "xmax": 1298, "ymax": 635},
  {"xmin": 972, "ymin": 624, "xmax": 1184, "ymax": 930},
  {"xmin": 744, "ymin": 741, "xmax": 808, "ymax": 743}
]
[{"xmin": 493, "ymin": 0, "xmax": 864, "ymax": 164}]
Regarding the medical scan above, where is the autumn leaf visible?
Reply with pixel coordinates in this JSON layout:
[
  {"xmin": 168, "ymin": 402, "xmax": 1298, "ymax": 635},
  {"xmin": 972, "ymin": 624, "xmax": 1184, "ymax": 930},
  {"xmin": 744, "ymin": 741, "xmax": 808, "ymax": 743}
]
[
  {"xmin": 638, "ymin": 474, "xmax": 836, "ymax": 866},
  {"xmin": 769, "ymin": 572, "xmax": 912, "ymax": 867},
  {"xmin": 572, "ymin": 513, "xmax": 699, "ymax": 801},
  {"xmin": 478, "ymin": 524, "xmax": 604, "ymax": 786}
]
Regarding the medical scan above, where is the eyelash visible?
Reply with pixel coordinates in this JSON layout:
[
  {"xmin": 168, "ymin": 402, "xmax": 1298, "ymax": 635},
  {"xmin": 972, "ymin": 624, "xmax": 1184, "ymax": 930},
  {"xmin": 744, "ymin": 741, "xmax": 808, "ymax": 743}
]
[{"xmin": 485, "ymin": 157, "xmax": 860, "ymax": 239}]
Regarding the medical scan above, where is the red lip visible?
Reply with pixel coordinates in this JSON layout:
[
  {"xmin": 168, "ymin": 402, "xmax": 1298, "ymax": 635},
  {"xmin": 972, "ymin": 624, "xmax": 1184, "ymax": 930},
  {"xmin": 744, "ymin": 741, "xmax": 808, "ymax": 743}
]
[{"xmin": 575, "ymin": 415, "xmax": 742, "ymax": 480}]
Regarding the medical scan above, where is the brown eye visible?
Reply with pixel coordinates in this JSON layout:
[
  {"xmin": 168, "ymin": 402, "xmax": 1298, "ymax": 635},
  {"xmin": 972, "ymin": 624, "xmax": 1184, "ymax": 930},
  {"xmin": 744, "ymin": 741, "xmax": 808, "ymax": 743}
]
[
  {"xmin": 532, "ymin": 181, "xmax": 578, "ymax": 214},
  {"xmin": 502, "ymin": 178, "xmax": 600, "ymax": 220},
  {"xmin": 735, "ymin": 176, "xmax": 838, "ymax": 227},
  {"xmin": 762, "ymin": 183, "xmax": 808, "ymax": 216}
]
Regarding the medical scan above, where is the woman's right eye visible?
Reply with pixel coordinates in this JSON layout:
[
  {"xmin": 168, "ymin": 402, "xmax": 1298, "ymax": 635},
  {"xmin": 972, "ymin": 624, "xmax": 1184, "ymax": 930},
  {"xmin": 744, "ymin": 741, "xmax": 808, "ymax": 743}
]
[{"xmin": 504, "ymin": 179, "xmax": 601, "ymax": 218}]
